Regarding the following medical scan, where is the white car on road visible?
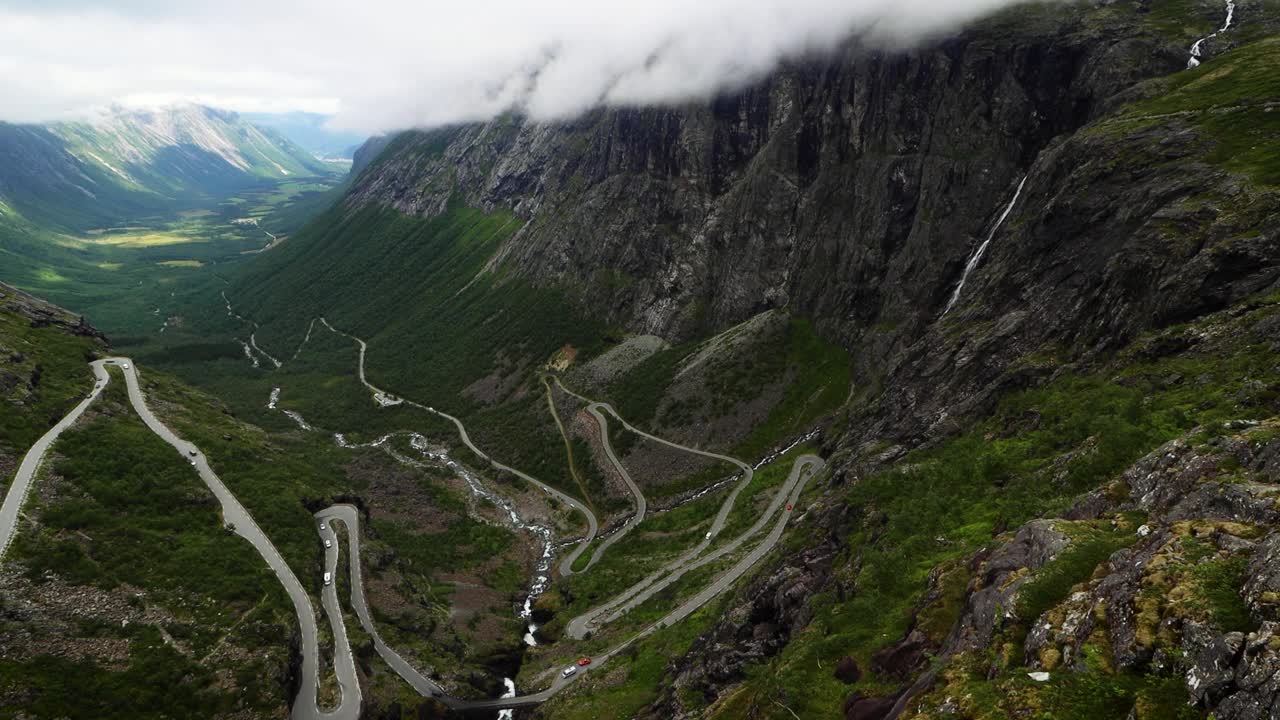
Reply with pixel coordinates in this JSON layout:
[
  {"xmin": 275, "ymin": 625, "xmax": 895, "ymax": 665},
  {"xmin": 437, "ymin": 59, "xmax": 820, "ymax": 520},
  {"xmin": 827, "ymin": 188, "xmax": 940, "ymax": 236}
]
[
  {"xmin": 561, "ymin": 666, "xmax": 577, "ymax": 678},
  {"xmin": 323, "ymin": 571, "xmax": 333, "ymax": 586},
  {"xmin": 324, "ymin": 539, "xmax": 332, "ymax": 549}
]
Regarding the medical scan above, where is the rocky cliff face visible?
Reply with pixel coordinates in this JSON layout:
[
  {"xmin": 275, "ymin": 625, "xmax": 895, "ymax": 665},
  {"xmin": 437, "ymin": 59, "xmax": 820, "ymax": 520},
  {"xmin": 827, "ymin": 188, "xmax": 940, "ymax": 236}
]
[
  {"xmin": 347, "ymin": 0, "xmax": 1279, "ymax": 435},
  {"xmin": 898, "ymin": 417, "xmax": 1280, "ymax": 719},
  {"xmin": 311, "ymin": 1, "xmax": 1280, "ymax": 717},
  {"xmin": 354, "ymin": 7, "xmax": 1274, "ymax": 325},
  {"xmin": 351, "ymin": 6, "xmax": 1183, "ymax": 340},
  {"xmin": 0, "ymin": 282, "xmax": 105, "ymax": 341}
]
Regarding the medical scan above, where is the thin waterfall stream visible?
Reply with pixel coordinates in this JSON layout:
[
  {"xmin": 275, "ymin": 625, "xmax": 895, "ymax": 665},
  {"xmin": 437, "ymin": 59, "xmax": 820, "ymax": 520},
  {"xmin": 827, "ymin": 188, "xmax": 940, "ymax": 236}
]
[
  {"xmin": 942, "ymin": 175, "xmax": 1028, "ymax": 315},
  {"xmin": 1188, "ymin": 0, "xmax": 1236, "ymax": 68}
]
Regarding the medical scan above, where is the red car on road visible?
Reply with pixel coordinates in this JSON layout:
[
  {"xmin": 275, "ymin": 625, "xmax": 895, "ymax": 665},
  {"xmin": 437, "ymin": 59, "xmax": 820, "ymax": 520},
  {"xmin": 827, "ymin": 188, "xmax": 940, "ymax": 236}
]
[{"xmin": 576, "ymin": 657, "xmax": 592, "ymax": 667}]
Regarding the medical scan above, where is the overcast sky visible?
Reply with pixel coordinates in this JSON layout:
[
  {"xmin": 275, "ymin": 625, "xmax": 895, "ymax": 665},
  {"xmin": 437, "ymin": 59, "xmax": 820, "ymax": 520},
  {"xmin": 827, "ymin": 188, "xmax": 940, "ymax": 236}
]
[{"xmin": 0, "ymin": 0, "xmax": 1057, "ymax": 133}]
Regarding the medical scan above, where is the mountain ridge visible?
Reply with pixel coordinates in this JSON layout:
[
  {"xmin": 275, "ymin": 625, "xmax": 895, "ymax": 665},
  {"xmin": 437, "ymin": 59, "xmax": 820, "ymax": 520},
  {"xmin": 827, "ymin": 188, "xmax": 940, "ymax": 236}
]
[
  {"xmin": 241, "ymin": 110, "xmax": 367, "ymax": 161},
  {"xmin": 0, "ymin": 104, "xmax": 339, "ymax": 232},
  {"xmin": 219, "ymin": 1, "xmax": 1280, "ymax": 717}
]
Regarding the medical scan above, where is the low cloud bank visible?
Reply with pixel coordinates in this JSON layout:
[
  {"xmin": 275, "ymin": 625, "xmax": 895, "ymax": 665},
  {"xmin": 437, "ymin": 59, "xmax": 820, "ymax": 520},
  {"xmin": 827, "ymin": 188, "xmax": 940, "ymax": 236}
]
[{"xmin": 0, "ymin": 0, "xmax": 1064, "ymax": 133}]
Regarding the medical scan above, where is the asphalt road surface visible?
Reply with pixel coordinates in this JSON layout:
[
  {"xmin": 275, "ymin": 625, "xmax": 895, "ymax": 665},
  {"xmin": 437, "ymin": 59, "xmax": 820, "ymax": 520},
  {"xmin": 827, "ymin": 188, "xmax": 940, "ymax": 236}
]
[
  {"xmin": 577, "ymin": 402, "xmax": 647, "ymax": 570},
  {"xmin": 0, "ymin": 357, "xmax": 360, "ymax": 720},
  {"xmin": 111, "ymin": 358, "xmax": 361, "ymax": 720},
  {"xmin": 0, "ymin": 361, "xmax": 109, "ymax": 563},
  {"xmin": 318, "ymin": 318, "xmax": 599, "ymax": 575},
  {"xmin": 553, "ymin": 377, "xmax": 768, "ymax": 634},
  {"xmin": 3, "ymin": 329, "xmax": 825, "ymax": 714},
  {"xmin": 312, "ymin": 455, "xmax": 822, "ymax": 711},
  {"xmin": 290, "ymin": 329, "xmax": 827, "ymax": 709},
  {"xmin": 296, "ymin": 354, "xmax": 825, "ymax": 710},
  {"xmin": 578, "ymin": 454, "xmax": 823, "ymax": 636}
]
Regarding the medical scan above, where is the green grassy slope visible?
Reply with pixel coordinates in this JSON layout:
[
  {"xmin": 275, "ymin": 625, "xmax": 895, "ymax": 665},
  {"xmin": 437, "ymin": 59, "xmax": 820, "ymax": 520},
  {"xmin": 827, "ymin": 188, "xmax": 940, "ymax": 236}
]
[
  {"xmin": 0, "ymin": 293, "xmax": 297, "ymax": 717},
  {"xmin": 1101, "ymin": 33, "xmax": 1280, "ymax": 186},
  {"xmin": 0, "ymin": 283, "xmax": 106, "ymax": 486},
  {"xmin": 3, "ymin": 371, "xmax": 296, "ymax": 719},
  {"xmin": 222, "ymin": 200, "xmax": 852, "ymax": 508},
  {"xmin": 0, "ymin": 160, "xmax": 348, "ymax": 361},
  {"xmin": 0, "ymin": 123, "xmax": 172, "ymax": 231},
  {"xmin": 231, "ymin": 203, "xmax": 607, "ymax": 407},
  {"xmin": 2, "ymin": 279, "xmax": 545, "ymax": 711}
]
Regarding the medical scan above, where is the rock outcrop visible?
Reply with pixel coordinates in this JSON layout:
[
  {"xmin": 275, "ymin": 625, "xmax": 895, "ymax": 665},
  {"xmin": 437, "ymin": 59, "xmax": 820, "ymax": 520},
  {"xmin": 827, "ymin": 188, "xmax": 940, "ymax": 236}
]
[
  {"xmin": 899, "ymin": 416, "xmax": 1280, "ymax": 719},
  {"xmin": 0, "ymin": 282, "xmax": 106, "ymax": 342},
  {"xmin": 639, "ymin": 500, "xmax": 852, "ymax": 716}
]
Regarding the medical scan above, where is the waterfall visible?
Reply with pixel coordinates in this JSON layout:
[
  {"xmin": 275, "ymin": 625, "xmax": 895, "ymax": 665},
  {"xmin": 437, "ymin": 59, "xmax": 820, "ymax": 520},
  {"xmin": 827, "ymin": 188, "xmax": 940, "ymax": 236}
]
[
  {"xmin": 1187, "ymin": 0, "xmax": 1236, "ymax": 69},
  {"xmin": 238, "ymin": 339, "xmax": 260, "ymax": 368},
  {"xmin": 942, "ymin": 175, "xmax": 1028, "ymax": 316},
  {"xmin": 497, "ymin": 678, "xmax": 517, "ymax": 720}
]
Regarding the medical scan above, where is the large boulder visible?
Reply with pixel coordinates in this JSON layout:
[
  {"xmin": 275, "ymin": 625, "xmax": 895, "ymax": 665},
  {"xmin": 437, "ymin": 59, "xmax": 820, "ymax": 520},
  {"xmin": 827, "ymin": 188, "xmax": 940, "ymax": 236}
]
[
  {"xmin": 843, "ymin": 692, "xmax": 899, "ymax": 720},
  {"xmin": 834, "ymin": 655, "xmax": 863, "ymax": 684}
]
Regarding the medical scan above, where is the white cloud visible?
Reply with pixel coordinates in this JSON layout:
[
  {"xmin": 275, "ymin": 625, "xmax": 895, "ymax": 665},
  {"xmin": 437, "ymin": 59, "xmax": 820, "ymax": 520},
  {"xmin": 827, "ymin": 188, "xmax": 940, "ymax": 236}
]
[{"xmin": 0, "ymin": 0, "xmax": 1065, "ymax": 133}]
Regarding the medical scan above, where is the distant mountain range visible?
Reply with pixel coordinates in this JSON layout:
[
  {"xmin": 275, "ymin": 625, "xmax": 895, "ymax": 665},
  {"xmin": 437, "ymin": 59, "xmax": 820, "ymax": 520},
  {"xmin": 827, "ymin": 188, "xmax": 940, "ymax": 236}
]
[
  {"xmin": 241, "ymin": 111, "xmax": 367, "ymax": 161},
  {"xmin": 0, "ymin": 104, "xmax": 341, "ymax": 231}
]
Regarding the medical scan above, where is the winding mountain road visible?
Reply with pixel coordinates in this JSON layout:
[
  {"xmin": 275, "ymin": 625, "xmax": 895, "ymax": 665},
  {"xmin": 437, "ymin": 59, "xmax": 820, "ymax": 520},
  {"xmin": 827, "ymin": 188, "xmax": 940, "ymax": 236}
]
[
  {"xmin": 5, "ymin": 322, "xmax": 826, "ymax": 713},
  {"xmin": 317, "ymin": 318, "xmax": 599, "ymax": 574},
  {"xmin": 578, "ymin": 402, "xmax": 647, "ymax": 570},
  {"xmin": 553, "ymin": 376, "xmax": 764, "ymax": 617},
  {"xmin": 313, "ymin": 457, "xmax": 822, "ymax": 711},
  {"xmin": 297, "ymin": 324, "xmax": 827, "ymax": 709},
  {"xmin": 0, "ymin": 357, "xmax": 359, "ymax": 720},
  {"xmin": 571, "ymin": 454, "xmax": 823, "ymax": 638},
  {"xmin": 317, "ymin": 505, "xmax": 454, "ymax": 703},
  {"xmin": 0, "ymin": 363, "xmax": 109, "ymax": 563},
  {"xmin": 112, "ymin": 358, "xmax": 361, "ymax": 720}
]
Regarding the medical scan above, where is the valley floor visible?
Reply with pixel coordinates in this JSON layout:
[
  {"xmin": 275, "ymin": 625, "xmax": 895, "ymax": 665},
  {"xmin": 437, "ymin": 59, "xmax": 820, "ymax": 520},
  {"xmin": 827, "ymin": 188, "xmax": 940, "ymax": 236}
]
[{"xmin": 0, "ymin": 277, "xmax": 844, "ymax": 719}]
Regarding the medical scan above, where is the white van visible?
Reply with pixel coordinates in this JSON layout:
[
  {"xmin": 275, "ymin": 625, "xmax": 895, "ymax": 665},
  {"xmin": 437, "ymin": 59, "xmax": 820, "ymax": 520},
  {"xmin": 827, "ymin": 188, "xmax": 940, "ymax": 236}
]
[
  {"xmin": 561, "ymin": 666, "xmax": 577, "ymax": 679},
  {"xmin": 323, "ymin": 571, "xmax": 333, "ymax": 586}
]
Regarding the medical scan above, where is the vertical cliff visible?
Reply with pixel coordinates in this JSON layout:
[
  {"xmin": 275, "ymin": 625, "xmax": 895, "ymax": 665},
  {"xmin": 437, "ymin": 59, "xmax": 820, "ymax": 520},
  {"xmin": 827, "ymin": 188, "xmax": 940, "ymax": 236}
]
[{"xmin": 226, "ymin": 1, "xmax": 1280, "ymax": 716}]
